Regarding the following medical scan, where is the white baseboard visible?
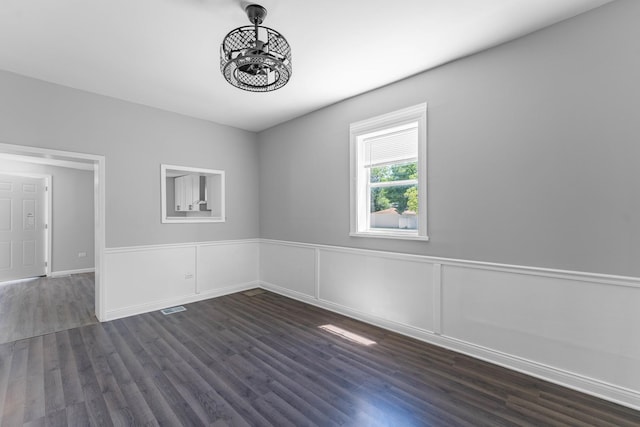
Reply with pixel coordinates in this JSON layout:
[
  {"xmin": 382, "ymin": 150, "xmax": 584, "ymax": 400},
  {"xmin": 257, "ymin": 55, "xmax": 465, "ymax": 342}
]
[
  {"xmin": 104, "ymin": 280, "xmax": 259, "ymax": 321},
  {"xmin": 259, "ymin": 279, "xmax": 640, "ymax": 411},
  {"xmin": 50, "ymin": 268, "xmax": 95, "ymax": 278}
]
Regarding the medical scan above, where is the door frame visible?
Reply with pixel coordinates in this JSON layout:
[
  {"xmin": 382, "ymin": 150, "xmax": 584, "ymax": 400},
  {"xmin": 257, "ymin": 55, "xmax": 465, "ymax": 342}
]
[
  {"xmin": 0, "ymin": 142, "xmax": 106, "ymax": 321},
  {"xmin": 0, "ymin": 171, "xmax": 52, "ymax": 277}
]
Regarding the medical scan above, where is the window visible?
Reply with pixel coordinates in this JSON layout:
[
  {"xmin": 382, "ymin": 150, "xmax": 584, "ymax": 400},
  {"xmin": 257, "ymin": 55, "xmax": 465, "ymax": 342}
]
[
  {"xmin": 161, "ymin": 164, "xmax": 225, "ymax": 223},
  {"xmin": 350, "ymin": 103, "xmax": 428, "ymax": 240}
]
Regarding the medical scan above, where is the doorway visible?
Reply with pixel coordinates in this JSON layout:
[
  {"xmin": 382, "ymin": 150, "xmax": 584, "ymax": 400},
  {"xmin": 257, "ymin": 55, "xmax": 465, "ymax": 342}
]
[{"xmin": 0, "ymin": 142, "xmax": 105, "ymax": 321}]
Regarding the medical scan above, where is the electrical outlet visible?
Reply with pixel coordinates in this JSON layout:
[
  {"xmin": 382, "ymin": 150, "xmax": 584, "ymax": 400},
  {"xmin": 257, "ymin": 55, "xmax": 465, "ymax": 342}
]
[
  {"xmin": 185, "ymin": 273, "xmax": 193, "ymax": 279},
  {"xmin": 78, "ymin": 252, "xmax": 87, "ymax": 257}
]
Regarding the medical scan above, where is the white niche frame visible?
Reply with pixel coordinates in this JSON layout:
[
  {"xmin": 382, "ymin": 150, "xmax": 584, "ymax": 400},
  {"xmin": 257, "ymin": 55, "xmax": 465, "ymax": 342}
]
[{"xmin": 161, "ymin": 164, "xmax": 225, "ymax": 224}]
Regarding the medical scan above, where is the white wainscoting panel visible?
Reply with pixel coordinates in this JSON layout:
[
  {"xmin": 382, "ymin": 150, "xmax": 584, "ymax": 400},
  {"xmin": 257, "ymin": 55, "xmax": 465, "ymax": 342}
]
[
  {"xmin": 197, "ymin": 242, "xmax": 259, "ymax": 293},
  {"xmin": 319, "ymin": 248, "xmax": 434, "ymax": 332},
  {"xmin": 441, "ymin": 265, "xmax": 640, "ymax": 392},
  {"xmin": 105, "ymin": 245, "xmax": 196, "ymax": 319},
  {"xmin": 260, "ymin": 241, "xmax": 316, "ymax": 298},
  {"xmin": 104, "ymin": 240, "xmax": 259, "ymax": 320}
]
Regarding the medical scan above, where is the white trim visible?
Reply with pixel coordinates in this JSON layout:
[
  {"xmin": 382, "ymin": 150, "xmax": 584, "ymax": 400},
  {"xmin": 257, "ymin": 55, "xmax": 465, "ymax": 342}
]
[
  {"xmin": 260, "ymin": 239, "xmax": 640, "ymax": 288},
  {"xmin": 0, "ymin": 171, "xmax": 51, "ymax": 179},
  {"xmin": 262, "ymin": 239, "xmax": 430, "ymax": 263},
  {"xmin": 314, "ymin": 247, "xmax": 320, "ymax": 300},
  {"xmin": 195, "ymin": 245, "xmax": 200, "ymax": 294},
  {"xmin": 0, "ymin": 152, "xmax": 94, "ymax": 171},
  {"xmin": 369, "ymin": 179, "xmax": 417, "ymax": 188},
  {"xmin": 44, "ymin": 175, "xmax": 52, "ymax": 277},
  {"xmin": 104, "ymin": 280, "xmax": 258, "ymax": 321},
  {"xmin": 0, "ymin": 142, "xmax": 106, "ymax": 320},
  {"xmin": 95, "ymin": 156, "xmax": 106, "ymax": 321},
  {"xmin": 50, "ymin": 268, "xmax": 96, "ymax": 278},
  {"xmin": 104, "ymin": 238, "xmax": 260, "ymax": 254},
  {"xmin": 349, "ymin": 231, "xmax": 430, "ymax": 241},
  {"xmin": 432, "ymin": 263, "xmax": 442, "ymax": 335},
  {"xmin": 162, "ymin": 218, "xmax": 226, "ymax": 224},
  {"xmin": 193, "ymin": 239, "xmax": 260, "ymax": 247}
]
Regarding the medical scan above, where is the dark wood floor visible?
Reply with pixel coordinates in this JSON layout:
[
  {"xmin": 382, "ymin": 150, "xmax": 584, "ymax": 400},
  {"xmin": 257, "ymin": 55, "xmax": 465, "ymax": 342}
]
[
  {"xmin": 0, "ymin": 273, "xmax": 97, "ymax": 344},
  {"xmin": 0, "ymin": 289, "xmax": 638, "ymax": 426}
]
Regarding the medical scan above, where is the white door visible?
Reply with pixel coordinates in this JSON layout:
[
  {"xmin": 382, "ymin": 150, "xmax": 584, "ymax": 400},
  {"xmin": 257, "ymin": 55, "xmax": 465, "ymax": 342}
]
[{"xmin": 0, "ymin": 174, "xmax": 47, "ymax": 282}]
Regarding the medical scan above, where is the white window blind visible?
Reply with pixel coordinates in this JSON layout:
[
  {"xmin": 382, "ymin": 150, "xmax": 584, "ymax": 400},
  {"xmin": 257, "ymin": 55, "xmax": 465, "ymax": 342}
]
[{"xmin": 363, "ymin": 125, "xmax": 418, "ymax": 168}]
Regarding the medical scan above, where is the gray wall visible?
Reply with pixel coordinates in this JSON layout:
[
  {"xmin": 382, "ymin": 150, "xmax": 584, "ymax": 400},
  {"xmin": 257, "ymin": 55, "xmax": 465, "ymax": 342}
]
[
  {"xmin": 0, "ymin": 159, "xmax": 94, "ymax": 272},
  {"xmin": 0, "ymin": 71, "xmax": 260, "ymax": 248},
  {"xmin": 258, "ymin": 0, "xmax": 640, "ymax": 277}
]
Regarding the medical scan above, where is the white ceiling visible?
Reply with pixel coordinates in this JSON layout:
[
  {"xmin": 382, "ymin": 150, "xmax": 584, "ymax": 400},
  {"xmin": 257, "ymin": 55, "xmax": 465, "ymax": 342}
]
[{"xmin": 0, "ymin": 0, "xmax": 613, "ymax": 132}]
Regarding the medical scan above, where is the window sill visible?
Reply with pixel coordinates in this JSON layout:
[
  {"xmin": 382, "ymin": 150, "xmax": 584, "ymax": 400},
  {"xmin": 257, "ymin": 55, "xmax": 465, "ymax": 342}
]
[
  {"xmin": 162, "ymin": 217, "xmax": 225, "ymax": 224},
  {"xmin": 349, "ymin": 231, "xmax": 429, "ymax": 241}
]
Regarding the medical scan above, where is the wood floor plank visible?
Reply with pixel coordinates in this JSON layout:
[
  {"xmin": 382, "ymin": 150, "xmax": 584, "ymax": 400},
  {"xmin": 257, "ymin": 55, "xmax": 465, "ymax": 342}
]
[
  {"xmin": 150, "ymin": 317, "xmax": 274, "ymax": 426},
  {"xmin": 54, "ymin": 330, "xmax": 84, "ymax": 408},
  {"xmin": 42, "ymin": 334, "xmax": 65, "ymax": 416},
  {"xmin": 21, "ymin": 417, "xmax": 44, "ymax": 427},
  {"xmin": 104, "ymin": 321, "xmax": 182, "ymax": 426},
  {"xmin": 90, "ymin": 322, "xmax": 159, "ymax": 426},
  {"xmin": 23, "ymin": 336, "xmax": 45, "ymax": 424},
  {"xmin": 0, "ymin": 342, "xmax": 14, "ymax": 418},
  {"xmin": 241, "ymin": 346, "xmax": 351, "ymax": 425},
  {"xmin": 1, "ymin": 339, "xmax": 29, "ymax": 427},
  {"xmin": 250, "ymin": 395, "xmax": 297, "ymax": 427},
  {"xmin": 66, "ymin": 328, "xmax": 114, "ymax": 426},
  {"xmin": 162, "ymin": 302, "xmax": 358, "ymax": 425},
  {"xmin": 44, "ymin": 408, "xmax": 67, "ymax": 427},
  {"xmin": 64, "ymin": 402, "xmax": 90, "ymax": 427},
  {"xmin": 111, "ymin": 319, "xmax": 204, "ymax": 426},
  {"xmin": 78, "ymin": 324, "xmax": 137, "ymax": 426},
  {"xmin": 124, "ymin": 315, "xmax": 216, "ymax": 425},
  {"xmin": 260, "ymin": 390, "xmax": 316, "ymax": 427},
  {"xmin": 266, "ymin": 379, "xmax": 342, "ymax": 427},
  {"xmin": 224, "ymin": 296, "xmax": 493, "ymax": 426},
  {"xmin": 236, "ymin": 292, "xmax": 538, "ymax": 426},
  {"xmin": 245, "ymin": 343, "xmax": 362, "ymax": 421},
  {"xmin": 132, "ymin": 315, "xmax": 250, "ymax": 426},
  {"xmin": 331, "ymin": 344, "xmax": 515, "ymax": 425}
]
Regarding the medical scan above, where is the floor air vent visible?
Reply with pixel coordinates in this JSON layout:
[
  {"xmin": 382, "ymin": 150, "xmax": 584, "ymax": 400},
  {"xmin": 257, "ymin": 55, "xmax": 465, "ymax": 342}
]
[
  {"xmin": 161, "ymin": 306, "xmax": 186, "ymax": 315},
  {"xmin": 243, "ymin": 289, "xmax": 266, "ymax": 297}
]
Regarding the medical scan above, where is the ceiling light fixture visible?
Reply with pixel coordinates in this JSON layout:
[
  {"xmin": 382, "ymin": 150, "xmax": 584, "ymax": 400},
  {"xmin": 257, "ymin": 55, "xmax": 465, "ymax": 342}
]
[{"xmin": 220, "ymin": 4, "xmax": 292, "ymax": 92}]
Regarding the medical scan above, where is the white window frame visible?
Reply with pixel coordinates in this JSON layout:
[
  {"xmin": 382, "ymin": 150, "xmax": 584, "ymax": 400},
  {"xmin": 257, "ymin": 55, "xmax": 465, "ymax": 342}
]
[{"xmin": 349, "ymin": 103, "xmax": 428, "ymax": 241}]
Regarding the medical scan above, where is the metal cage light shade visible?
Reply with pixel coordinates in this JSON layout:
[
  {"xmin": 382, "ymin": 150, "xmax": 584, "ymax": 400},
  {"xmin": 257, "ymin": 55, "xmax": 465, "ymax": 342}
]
[{"xmin": 220, "ymin": 4, "xmax": 292, "ymax": 92}]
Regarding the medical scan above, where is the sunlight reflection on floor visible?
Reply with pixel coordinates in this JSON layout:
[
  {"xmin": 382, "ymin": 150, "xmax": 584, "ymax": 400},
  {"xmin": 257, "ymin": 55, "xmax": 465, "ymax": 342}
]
[{"xmin": 319, "ymin": 324, "xmax": 377, "ymax": 346}]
